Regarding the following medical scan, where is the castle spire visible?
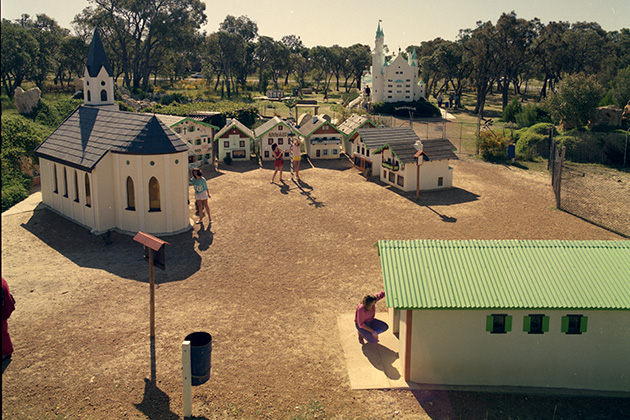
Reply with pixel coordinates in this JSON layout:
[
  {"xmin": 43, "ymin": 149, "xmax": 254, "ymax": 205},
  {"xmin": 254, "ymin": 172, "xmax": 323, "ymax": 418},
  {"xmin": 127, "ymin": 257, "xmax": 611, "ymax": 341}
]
[{"xmin": 376, "ymin": 20, "xmax": 384, "ymax": 39}]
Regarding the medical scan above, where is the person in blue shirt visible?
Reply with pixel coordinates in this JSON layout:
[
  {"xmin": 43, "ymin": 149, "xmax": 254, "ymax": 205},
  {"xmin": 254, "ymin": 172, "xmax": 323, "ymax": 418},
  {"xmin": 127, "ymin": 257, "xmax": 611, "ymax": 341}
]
[{"xmin": 190, "ymin": 168, "xmax": 211, "ymax": 224}]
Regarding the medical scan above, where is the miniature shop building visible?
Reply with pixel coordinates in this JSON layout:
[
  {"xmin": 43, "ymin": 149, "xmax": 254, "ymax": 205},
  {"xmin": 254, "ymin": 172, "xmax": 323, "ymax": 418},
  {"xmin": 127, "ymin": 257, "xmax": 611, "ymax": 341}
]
[
  {"xmin": 35, "ymin": 29, "xmax": 190, "ymax": 236},
  {"xmin": 337, "ymin": 114, "xmax": 377, "ymax": 166},
  {"xmin": 255, "ymin": 116, "xmax": 301, "ymax": 161},
  {"xmin": 156, "ymin": 115, "xmax": 218, "ymax": 168},
  {"xmin": 299, "ymin": 115, "xmax": 344, "ymax": 159},
  {"xmin": 214, "ymin": 119, "xmax": 255, "ymax": 162},
  {"xmin": 379, "ymin": 239, "xmax": 630, "ymax": 394},
  {"xmin": 358, "ymin": 127, "xmax": 457, "ymax": 192}
]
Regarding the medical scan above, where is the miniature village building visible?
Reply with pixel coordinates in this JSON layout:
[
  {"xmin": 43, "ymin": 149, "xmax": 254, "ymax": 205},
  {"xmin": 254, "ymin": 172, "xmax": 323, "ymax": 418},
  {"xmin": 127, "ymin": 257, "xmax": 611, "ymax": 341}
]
[
  {"xmin": 337, "ymin": 114, "xmax": 377, "ymax": 170},
  {"xmin": 35, "ymin": 29, "xmax": 190, "ymax": 235},
  {"xmin": 255, "ymin": 116, "xmax": 301, "ymax": 161},
  {"xmin": 358, "ymin": 127, "xmax": 458, "ymax": 191},
  {"xmin": 379, "ymin": 240, "xmax": 630, "ymax": 394},
  {"xmin": 214, "ymin": 119, "xmax": 255, "ymax": 162},
  {"xmin": 156, "ymin": 115, "xmax": 218, "ymax": 168},
  {"xmin": 299, "ymin": 115, "xmax": 344, "ymax": 159},
  {"xmin": 362, "ymin": 22, "xmax": 425, "ymax": 104}
]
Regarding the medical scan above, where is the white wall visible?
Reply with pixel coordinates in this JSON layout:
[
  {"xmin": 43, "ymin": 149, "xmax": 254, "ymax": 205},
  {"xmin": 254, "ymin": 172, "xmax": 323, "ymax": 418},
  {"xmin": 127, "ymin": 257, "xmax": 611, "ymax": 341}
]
[{"xmin": 406, "ymin": 309, "xmax": 630, "ymax": 392}]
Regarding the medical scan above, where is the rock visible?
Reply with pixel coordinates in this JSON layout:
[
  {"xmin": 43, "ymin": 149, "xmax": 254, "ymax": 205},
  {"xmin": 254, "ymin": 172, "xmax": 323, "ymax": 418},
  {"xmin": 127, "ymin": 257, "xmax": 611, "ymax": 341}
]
[
  {"xmin": 14, "ymin": 86, "xmax": 42, "ymax": 115},
  {"xmin": 589, "ymin": 105, "xmax": 623, "ymax": 128}
]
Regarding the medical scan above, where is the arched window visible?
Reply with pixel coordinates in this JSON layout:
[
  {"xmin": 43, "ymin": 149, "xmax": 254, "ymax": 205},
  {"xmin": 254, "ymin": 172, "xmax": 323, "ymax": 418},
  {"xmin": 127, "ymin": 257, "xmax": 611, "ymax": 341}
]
[
  {"xmin": 148, "ymin": 177, "xmax": 160, "ymax": 211},
  {"xmin": 63, "ymin": 167, "xmax": 68, "ymax": 197},
  {"xmin": 53, "ymin": 164, "xmax": 58, "ymax": 193},
  {"xmin": 85, "ymin": 174, "xmax": 91, "ymax": 207},
  {"xmin": 73, "ymin": 171, "xmax": 80, "ymax": 202},
  {"xmin": 87, "ymin": 90, "xmax": 91, "ymax": 102},
  {"xmin": 126, "ymin": 176, "xmax": 135, "ymax": 210},
  {"xmin": 100, "ymin": 89, "xmax": 108, "ymax": 102}
]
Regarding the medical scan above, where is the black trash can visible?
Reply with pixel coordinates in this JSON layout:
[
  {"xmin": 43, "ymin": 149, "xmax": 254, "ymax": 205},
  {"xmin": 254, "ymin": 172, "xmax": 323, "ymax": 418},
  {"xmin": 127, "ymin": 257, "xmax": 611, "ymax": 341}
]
[{"xmin": 185, "ymin": 332, "xmax": 212, "ymax": 386}]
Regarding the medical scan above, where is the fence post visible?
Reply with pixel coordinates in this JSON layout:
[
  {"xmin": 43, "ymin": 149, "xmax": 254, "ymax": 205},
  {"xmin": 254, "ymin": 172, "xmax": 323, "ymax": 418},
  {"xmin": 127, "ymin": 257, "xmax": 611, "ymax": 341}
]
[{"xmin": 556, "ymin": 146, "xmax": 566, "ymax": 209}]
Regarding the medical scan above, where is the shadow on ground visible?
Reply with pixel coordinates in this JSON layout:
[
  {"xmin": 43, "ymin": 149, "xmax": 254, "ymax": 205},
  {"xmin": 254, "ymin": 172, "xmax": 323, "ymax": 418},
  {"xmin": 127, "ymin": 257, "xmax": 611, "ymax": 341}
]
[
  {"xmin": 20, "ymin": 206, "xmax": 202, "ymax": 283},
  {"xmin": 414, "ymin": 389, "xmax": 630, "ymax": 420}
]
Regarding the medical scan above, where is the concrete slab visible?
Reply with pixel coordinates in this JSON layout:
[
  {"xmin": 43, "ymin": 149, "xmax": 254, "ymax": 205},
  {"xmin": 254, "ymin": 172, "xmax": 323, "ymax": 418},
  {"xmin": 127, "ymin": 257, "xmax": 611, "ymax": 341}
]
[
  {"xmin": 2, "ymin": 191, "xmax": 42, "ymax": 216},
  {"xmin": 337, "ymin": 313, "xmax": 418, "ymax": 390},
  {"xmin": 440, "ymin": 108, "xmax": 457, "ymax": 120}
]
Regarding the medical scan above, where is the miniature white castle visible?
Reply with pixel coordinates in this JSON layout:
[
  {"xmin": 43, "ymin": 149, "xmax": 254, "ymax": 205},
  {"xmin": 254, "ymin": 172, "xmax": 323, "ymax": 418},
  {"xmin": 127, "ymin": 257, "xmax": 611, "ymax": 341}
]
[{"xmin": 362, "ymin": 21, "xmax": 425, "ymax": 103}]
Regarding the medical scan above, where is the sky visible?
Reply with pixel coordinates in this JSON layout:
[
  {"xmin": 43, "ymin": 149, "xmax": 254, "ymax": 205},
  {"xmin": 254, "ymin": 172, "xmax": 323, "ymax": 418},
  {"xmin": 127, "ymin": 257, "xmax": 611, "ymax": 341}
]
[{"xmin": 1, "ymin": 0, "xmax": 629, "ymax": 50}]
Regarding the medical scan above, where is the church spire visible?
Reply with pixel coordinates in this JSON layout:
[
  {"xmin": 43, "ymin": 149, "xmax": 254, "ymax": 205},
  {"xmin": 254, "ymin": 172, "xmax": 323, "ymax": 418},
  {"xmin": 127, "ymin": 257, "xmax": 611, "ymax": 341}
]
[
  {"xmin": 86, "ymin": 28, "xmax": 113, "ymax": 78},
  {"xmin": 376, "ymin": 20, "xmax": 384, "ymax": 39},
  {"xmin": 83, "ymin": 28, "xmax": 116, "ymax": 108}
]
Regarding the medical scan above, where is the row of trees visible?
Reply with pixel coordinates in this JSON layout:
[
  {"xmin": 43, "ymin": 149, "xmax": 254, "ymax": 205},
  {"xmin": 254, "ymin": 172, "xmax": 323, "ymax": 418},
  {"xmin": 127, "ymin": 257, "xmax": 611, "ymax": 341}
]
[{"xmin": 413, "ymin": 12, "xmax": 630, "ymax": 117}]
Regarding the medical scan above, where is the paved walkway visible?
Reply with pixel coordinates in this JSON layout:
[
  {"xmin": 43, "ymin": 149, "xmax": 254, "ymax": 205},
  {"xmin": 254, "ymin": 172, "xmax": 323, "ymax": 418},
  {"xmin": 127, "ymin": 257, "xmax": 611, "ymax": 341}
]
[
  {"xmin": 2, "ymin": 190, "xmax": 42, "ymax": 216},
  {"xmin": 337, "ymin": 313, "xmax": 419, "ymax": 390}
]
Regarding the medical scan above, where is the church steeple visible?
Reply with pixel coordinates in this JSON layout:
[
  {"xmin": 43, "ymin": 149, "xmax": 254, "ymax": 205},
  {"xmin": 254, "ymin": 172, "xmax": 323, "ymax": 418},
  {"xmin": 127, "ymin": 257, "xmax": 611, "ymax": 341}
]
[{"xmin": 83, "ymin": 28, "xmax": 116, "ymax": 108}]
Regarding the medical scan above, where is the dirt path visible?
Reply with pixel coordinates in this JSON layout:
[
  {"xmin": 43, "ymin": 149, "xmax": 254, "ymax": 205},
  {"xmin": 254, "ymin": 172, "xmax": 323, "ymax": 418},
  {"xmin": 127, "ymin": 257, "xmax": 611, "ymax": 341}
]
[{"xmin": 1, "ymin": 156, "xmax": 626, "ymax": 420}]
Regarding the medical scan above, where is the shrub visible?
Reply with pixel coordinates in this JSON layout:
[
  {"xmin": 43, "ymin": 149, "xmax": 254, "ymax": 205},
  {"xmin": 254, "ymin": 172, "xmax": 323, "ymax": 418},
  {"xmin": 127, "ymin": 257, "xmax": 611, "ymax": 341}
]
[
  {"xmin": 477, "ymin": 130, "xmax": 511, "ymax": 162},
  {"xmin": 514, "ymin": 123, "xmax": 554, "ymax": 161},
  {"xmin": 1, "ymin": 171, "xmax": 31, "ymax": 212},
  {"xmin": 502, "ymin": 98, "xmax": 521, "ymax": 123},
  {"xmin": 515, "ymin": 104, "xmax": 551, "ymax": 128},
  {"xmin": 372, "ymin": 99, "xmax": 440, "ymax": 118}
]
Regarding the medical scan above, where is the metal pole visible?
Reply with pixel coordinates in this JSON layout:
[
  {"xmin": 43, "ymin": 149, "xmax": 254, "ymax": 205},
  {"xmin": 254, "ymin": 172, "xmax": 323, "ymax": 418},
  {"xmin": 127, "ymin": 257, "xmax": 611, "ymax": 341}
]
[
  {"xmin": 182, "ymin": 341, "xmax": 192, "ymax": 418},
  {"xmin": 149, "ymin": 249, "xmax": 155, "ymax": 337},
  {"xmin": 624, "ymin": 129, "xmax": 628, "ymax": 167}
]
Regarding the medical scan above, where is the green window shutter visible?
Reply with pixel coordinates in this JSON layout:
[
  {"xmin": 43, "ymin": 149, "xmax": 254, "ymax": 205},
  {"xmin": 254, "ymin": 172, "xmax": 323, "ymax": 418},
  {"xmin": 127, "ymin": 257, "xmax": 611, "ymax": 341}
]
[
  {"xmin": 523, "ymin": 316, "xmax": 531, "ymax": 332},
  {"xmin": 561, "ymin": 316, "xmax": 569, "ymax": 333},
  {"xmin": 580, "ymin": 316, "xmax": 588, "ymax": 333},
  {"xmin": 486, "ymin": 315, "xmax": 493, "ymax": 332},
  {"xmin": 505, "ymin": 316, "xmax": 512, "ymax": 332},
  {"xmin": 542, "ymin": 316, "xmax": 550, "ymax": 333}
]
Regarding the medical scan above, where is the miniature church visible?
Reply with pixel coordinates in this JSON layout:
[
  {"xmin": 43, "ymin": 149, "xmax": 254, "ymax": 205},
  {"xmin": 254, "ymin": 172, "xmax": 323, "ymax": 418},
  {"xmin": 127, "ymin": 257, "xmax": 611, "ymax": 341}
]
[
  {"xmin": 35, "ymin": 29, "xmax": 191, "ymax": 236},
  {"xmin": 362, "ymin": 21, "xmax": 425, "ymax": 104}
]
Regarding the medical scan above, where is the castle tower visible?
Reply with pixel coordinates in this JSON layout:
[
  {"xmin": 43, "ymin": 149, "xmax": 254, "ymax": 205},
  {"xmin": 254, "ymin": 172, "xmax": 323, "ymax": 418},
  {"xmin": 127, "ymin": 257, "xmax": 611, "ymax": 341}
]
[
  {"xmin": 83, "ymin": 28, "xmax": 116, "ymax": 108},
  {"xmin": 371, "ymin": 21, "xmax": 385, "ymax": 103},
  {"xmin": 408, "ymin": 47, "xmax": 418, "ymax": 68}
]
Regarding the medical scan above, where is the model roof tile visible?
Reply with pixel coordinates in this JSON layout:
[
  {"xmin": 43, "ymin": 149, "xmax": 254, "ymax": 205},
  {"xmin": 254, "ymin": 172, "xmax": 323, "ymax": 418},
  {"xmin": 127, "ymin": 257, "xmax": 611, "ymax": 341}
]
[{"xmin": 35, "ymin": 106, "xmax": 188, "ymax": 172}]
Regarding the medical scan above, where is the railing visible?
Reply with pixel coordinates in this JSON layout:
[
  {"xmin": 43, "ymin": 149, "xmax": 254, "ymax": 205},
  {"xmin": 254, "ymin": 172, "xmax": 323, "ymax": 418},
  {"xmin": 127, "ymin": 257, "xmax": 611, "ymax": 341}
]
[{"xmin": 382, "ymin": 162, "xmax": 399, "ymax": 171}]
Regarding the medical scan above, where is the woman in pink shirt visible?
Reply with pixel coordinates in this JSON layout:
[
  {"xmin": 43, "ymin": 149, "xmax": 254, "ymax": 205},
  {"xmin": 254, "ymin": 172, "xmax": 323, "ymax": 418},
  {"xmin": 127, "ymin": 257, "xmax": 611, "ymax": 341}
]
[{"xmin": 354, "ymin": 291, "xmax": 388, "ymax": 344}]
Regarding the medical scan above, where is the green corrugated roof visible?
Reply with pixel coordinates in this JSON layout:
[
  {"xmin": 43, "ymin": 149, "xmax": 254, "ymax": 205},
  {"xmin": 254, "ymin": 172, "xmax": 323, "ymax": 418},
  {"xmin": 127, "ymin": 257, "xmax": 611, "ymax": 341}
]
[{"xmin": 378, "ymin": 240, "xmax": 630, "ymax": 310}]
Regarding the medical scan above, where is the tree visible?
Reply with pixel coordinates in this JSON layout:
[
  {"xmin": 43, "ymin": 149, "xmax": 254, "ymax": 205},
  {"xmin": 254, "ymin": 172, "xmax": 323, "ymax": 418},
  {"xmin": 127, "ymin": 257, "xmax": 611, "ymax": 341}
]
[
  {"xmin": 57, "ymin": 36, "xmax": 89, "ymax": 86},
  {"xmin": 344, "ymin": 44, "xmax": 371, "ymax": 91},
  {"xmin": 530, "ymin": 20, "xmax": 570, "ymax": 99},
  {"xmin": 1, "ymin": 19, "xmax": 39, "ymax": 99},
  {"xmin": 255, "ymin": 36, "xmax": 275, "ymax": 93},
  {"xmin": 219, "ymin": 15, "xmax": 258, "ymax": 42},
  {"xmin": 609, "ymin": 65, "xmax": 630, "ymax": 108},
  {"xmin": 544, "ymin": 73, "xmax": 605, "ymax": 130},
  {"xmin": 74, "ymin": 0, "xmax": 206, "ymax": 90},
  {"xmin": 205, "ymin": 31, "xmax": 245, "ymax": 98}
]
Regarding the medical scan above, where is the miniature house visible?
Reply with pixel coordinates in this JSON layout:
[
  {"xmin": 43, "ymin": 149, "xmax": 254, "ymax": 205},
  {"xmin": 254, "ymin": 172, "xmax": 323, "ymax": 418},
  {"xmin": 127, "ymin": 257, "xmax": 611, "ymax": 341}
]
[
  {"xmin": 35, "ymin": 29, "xmax": 190, "ymax": 236},
  {"xmin": 299, "ymin": 115, "xmax": 344, "ymax": 159},
  {"xmin": 156, "ymin": 115, "xmax": 218, "ymax": 168},
  {"xmin": 214, "ymin": 119, "xmax": 255, "ymax": 162},
  {"xmin": 358, "ymin": 127, "xmax": 457, "ymax": 191},
  {"xmin": 255, "ymin": 116, "xmax": 301, "ymax": 161},
  {"xmin": 379, "ymin": 240, "xmax": 630, "ymax": 394},
  {"xmin": 362, "ymin": 22, "xmax": 425, "ymax": 104},
  {"xmin": 337, "ymin": 114, "xmax": 377, "ymax": 169}
]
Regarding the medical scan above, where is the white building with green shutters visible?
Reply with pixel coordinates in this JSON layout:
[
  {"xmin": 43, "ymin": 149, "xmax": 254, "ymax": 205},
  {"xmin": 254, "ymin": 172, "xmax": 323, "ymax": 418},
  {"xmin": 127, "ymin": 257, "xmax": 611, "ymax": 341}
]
[{"xmin": 379, "ymin": 240, "xmax": 630, "ymax": 394}]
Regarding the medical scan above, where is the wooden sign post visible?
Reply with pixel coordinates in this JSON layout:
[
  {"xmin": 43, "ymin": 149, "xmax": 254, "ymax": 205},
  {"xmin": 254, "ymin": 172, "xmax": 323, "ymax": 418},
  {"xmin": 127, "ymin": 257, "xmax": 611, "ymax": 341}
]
[{"xmin": 133, "ymin": 232, "xmax": 170, "ymax": 338}]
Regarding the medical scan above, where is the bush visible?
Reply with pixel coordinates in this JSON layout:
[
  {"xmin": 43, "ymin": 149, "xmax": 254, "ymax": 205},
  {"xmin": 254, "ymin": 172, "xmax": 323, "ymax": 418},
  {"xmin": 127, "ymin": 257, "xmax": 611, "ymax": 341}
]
[
  {"xmin": 477, "ymin": 130, "xmax": 511, "ymax": 162},
  {"xmin": 514, "ymin": 123, "xmax": 554, "ymax": 161},
  {"xmin": 514, "ymin": 104, "xmax": 551, "ymax": 128},
  {"xmin": 502, "ymin": 98, "xmax": 521, "ymax": 123},
  {"xmin": 372, "ymin": 99, "xmax": 440, "ymax": 118},
  {"xmin": 1, "ymin": 171, "xmax": 31, "ymax": 212}
]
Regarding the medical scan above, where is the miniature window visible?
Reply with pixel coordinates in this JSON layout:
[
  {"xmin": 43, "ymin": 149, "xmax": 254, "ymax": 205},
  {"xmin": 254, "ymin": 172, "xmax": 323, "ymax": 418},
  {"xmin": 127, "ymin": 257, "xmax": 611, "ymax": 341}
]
[
  {"xmin": 367, "ymin": 149, "xmax": 370, "ymax": 157},
  {"xmin": 278, "ymin": 138, "xmax": 284, "ymax": 145},
  {"xmin": 264, "ymin": 150, "xmax": 270, "ymax": 158},
  {"xmin": 63, "ymin": 168, "xmax": 68, "ymax": 197},
  {"xmin": 205, "ymin": 153, "xmax": 210, "ymax": 159},
  {"xmin": 333, "ymin": 149, "xmax": 338, "ymax": 155},
  {"xmin": 562, "ymin": 315, "xmax": 588, "ymax": 335},
  {"xmin": 224, "ymin": 141, "xmax": 229, "ymax": 148},
  {"xmin": 196, "ymin": 139, "xmax": 201, "ymax": 145},
  {"xmin": 84, "ymin": 174, "xmax": 91, "ymax": 207},
  {"xmin": 100, "ymin": 89, "xmax": 108, "ymax": 102},
  {"xmin": 148, "ymin": 177, "xmax": 160, "ymax": 212},
  {"xmin": 188, "ymin": 155, "xmax": 195, "ymax": 163},
  {"xmin": 397, "ymin": 175, "xmax": 404, "ymax": 186},
  {"xmin": 486, "ymin": 314, "xmax": 512, "ymax": 334},
  {"xmin": 197, "ymin": 155, "xmax": 203, "ymax": 161},
  {"xmin": 239, "ymin": 141, "xmax": 245, "ymax": 147},
  {"xmin": 126, "ymin": 176, "xmax": 135, "ymax": 211},
  {"xmin": 53, "ymin": 164, "xmax": 58, "ymax": 193},
  {"xmin": 279, "ymin": 125, "xmax": 283, "ymax": 130},
  {"xmin": 323, "ymin": 149, "xmax": 328, "ymax": 155},
  {"xmin": 389, "ymin": 171, "xmax": 395, "ymax": 182},
  {"xmin": 523, "ymin": 314, "xmax": 549, "ymax": 334},
  {"xmin": 438, "ymin": 177, "xmax": 444, "ymax": 186},
  {"xmin": 87, "ymin": 90, "xmax": 91, "ymax": 102},
  {"xmin": 268, "ymin": 139, "xmax": 273, "ymax": 145},
  {"xmin": 73, "ymin": 171, "xmax": 80, "ymax": 202}
]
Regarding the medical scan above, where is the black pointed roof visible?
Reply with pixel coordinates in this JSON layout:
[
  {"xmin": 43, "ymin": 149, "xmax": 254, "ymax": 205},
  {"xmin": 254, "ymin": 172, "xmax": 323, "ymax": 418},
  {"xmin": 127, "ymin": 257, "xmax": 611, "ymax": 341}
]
[
  {"xmin": 86, "ymin": 28, "xmax": 113, "ymax": 78},
  {"xmin": 35, "ymin": 106, "xmax": 189, "ymax": 172}
]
